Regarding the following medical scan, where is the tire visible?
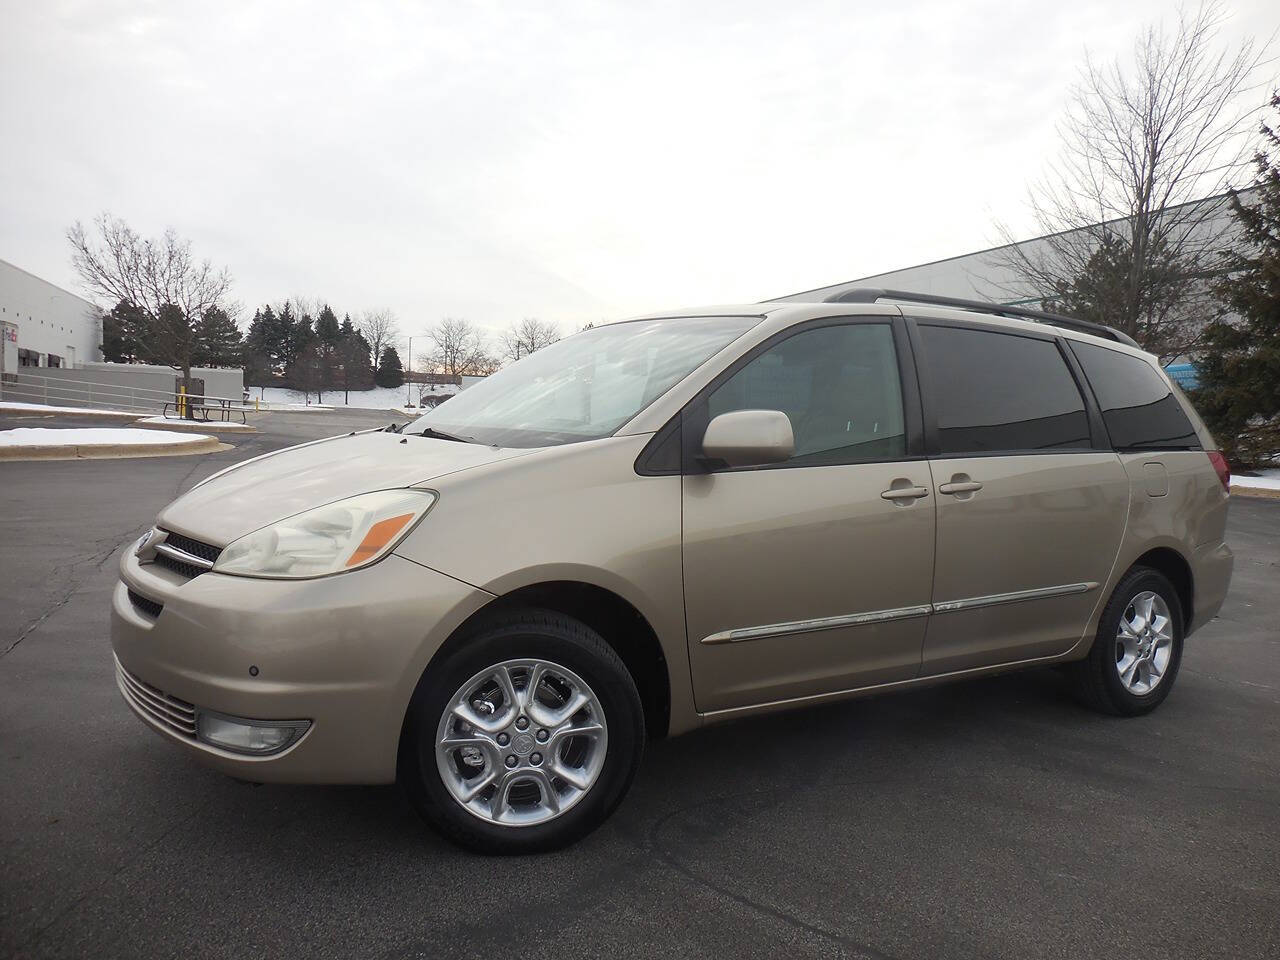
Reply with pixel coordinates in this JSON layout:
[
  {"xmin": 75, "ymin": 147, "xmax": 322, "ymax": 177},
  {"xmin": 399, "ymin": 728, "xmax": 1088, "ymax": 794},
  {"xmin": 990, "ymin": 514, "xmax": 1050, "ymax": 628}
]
[
  {"xmin": 400, "ymin": 608, "xmax": 645, "ymax": 854},
  {"xmin": 1069, "ymin": 567, "xmax": 1184, "ymax": 716}
]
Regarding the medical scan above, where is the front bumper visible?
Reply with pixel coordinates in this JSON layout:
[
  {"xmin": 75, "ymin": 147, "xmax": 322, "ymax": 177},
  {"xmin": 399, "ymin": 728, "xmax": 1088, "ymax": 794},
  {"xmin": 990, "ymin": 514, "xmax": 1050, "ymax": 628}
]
[{"xmin": 110, "ymin": 547, "xmax": 493, "ymax": 784}]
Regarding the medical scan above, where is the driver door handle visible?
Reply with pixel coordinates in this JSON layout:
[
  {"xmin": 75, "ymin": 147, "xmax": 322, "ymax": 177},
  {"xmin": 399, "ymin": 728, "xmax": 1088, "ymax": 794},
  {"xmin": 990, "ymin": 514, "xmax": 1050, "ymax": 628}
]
[{"xmin": 880, "ymin": 485, "xmax": 930, "ymax": 502}]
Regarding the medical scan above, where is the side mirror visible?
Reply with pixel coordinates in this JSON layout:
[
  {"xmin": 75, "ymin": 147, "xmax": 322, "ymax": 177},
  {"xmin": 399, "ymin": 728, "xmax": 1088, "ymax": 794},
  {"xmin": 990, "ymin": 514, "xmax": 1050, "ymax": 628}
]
[{"xmin": 701, "ymin": 410, "xmax": 794, "ymax": 468}]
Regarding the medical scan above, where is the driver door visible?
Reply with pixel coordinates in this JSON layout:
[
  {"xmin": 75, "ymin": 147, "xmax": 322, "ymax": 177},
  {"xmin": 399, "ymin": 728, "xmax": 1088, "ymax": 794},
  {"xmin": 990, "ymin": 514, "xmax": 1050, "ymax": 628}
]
[{"xmin": 682, "ymin": 318, "xmax": 936, "ymax": 714}]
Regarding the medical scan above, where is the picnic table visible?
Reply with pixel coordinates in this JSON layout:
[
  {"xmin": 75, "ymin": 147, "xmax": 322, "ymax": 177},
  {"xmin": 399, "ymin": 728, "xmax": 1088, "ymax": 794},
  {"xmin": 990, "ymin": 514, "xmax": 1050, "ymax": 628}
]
[{"xmin": 162, "ymin": 396, "xmax": 248, "ymax": 424}]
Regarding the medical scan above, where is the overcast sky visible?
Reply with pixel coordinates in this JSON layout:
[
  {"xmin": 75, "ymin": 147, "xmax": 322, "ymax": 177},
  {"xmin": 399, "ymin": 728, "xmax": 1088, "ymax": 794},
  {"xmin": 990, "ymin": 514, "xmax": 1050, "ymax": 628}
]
[{"xmin": 2, "ymin": 0, "xmax": 1276, "ymax": 338}]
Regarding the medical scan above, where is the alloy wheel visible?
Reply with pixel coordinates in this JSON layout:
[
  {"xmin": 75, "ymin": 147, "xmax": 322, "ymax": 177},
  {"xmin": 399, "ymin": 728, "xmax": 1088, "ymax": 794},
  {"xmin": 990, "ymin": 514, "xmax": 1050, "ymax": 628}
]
[
  {"xmin": 435, "ymin": 658, "xmax": 608, "ymax": 826},
  {"xmin": 1114, "ymin": 590, "xmax": 1174, "ymax": 695}
]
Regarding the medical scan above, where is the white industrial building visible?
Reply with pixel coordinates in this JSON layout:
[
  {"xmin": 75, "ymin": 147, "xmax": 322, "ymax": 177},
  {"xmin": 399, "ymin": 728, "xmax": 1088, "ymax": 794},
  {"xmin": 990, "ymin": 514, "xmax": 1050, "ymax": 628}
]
[
  {"xmin": 776, "ymin": 190, "xmax": 1249, "ymax": 308},
  {"xmin": 0, "ymin": 258, "xmax": 101, "ymax": 374}
]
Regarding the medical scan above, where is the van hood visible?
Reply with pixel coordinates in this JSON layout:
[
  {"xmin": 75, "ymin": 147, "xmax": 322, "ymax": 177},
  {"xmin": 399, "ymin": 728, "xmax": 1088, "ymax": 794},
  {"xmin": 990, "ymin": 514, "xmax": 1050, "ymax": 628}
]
[{"xmin": 157, "ymin": 431, "xmax": 534, "ymax": 546}]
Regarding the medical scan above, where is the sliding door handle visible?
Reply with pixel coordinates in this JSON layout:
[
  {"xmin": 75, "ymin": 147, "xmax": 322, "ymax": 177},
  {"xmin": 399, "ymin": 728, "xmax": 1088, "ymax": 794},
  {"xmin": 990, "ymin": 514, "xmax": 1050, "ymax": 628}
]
[
  {"xmin": 880, "ymin": 485, "xmax": 929, "ymax": 502},
  {"xmin": 939, "ymin": 480, "xmax": 983, "ymax": 495}
]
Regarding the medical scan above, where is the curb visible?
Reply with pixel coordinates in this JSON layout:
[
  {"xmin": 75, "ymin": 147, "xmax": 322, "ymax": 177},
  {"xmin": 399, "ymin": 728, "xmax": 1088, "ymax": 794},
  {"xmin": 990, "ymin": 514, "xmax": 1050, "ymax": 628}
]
[
  {"xmin": 133, "ymin": 417, "xmax": 257, "ymax": 434},
  {"xmin": 0, "ymin": 436, "xmax": 231, "ymax": 461},
  {"xmin": 1232, "ymin": 486, "xmax": 1280, "ymax": 500},
  {"xmin": 0, "ymin": 404, "xmax": 141, "ymax": 422}
]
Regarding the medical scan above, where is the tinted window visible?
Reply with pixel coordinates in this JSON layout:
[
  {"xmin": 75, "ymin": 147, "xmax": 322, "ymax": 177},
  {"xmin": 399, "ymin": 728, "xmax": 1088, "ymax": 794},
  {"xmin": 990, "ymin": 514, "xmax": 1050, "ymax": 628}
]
[
  {"xmin": 1069, "ymin": 341, "xmax": 1200, "ymax": 450},
  {"xmin": 707, "ymin": 323, "xmax": 906, "ymax": 465},
  {"xmin": 921, "ymin": 325, "xmax": 1091, "ymax": 454}
]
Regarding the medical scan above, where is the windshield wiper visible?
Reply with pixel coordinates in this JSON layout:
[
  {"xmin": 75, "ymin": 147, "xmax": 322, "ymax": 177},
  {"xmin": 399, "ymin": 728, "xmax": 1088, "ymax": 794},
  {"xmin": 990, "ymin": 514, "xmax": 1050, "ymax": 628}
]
[{"xmin": 416, "ymin": 426, "xmax": 474, "ymax": 443}]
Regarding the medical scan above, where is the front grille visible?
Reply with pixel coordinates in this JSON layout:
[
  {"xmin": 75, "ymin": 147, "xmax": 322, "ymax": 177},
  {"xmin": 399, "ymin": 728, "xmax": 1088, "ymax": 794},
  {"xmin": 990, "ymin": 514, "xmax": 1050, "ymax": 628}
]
[
  {"xmin": 154, "ymin": 530, "xmax": 222, "ymax": 581},
  {"xmin": 161, "ymin": 531, "xmax": 222, "ymax": 564},
  {"xmin": 155, "ymin": 554, "xmax": 204, "ymax": 580},
  {"xmin": 115, "ymin": 657, "xmax": 198, "ymax": 740},
  {"xmin": 127, "ymin": 589, "xmax": 163, "ymax": 619}
]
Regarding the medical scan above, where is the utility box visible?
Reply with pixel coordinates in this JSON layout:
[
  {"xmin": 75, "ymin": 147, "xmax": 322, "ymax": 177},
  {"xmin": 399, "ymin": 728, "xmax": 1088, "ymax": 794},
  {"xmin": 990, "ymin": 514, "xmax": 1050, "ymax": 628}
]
[{"xmin": 1, "ymin": 320, "xmax": 18, "ymax": 380}]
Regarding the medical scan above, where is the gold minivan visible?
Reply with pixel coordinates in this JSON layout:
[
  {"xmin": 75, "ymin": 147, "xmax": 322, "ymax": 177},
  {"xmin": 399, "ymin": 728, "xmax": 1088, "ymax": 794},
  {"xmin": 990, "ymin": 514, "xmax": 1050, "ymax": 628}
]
[{"xmin": 111, "ymin": 290, "xmax": 1233, "ymax": 853}]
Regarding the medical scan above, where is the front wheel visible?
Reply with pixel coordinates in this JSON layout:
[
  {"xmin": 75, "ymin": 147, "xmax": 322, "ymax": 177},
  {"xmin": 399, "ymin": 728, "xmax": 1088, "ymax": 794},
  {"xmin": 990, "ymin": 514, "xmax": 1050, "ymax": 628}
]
[
  {"xmin": 400, "ymin": 609, "xmax": 645, "ymax": 854},
  {"xmin": 1069, "ymin": 567, "xmax": 1184, "ymax": 716}
]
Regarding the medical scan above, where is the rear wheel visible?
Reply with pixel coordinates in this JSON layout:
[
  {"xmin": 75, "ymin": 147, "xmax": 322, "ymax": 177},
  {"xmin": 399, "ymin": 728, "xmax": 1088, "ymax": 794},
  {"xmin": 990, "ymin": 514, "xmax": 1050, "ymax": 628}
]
[
  {"xmin": 401, "ymin": 609, "xmax": 644, "ymax": 854},
  {"xmin": 1070, "ymin": 567, "xmax": 1184, "ymax": 716}
]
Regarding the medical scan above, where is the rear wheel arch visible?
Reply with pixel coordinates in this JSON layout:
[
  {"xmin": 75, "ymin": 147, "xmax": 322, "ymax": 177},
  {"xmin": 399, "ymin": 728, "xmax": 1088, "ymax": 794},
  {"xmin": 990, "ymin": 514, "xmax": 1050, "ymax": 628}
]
[{"xmin": 1129, "ymin": 547, "xmax": 1194, "ymax": 630}]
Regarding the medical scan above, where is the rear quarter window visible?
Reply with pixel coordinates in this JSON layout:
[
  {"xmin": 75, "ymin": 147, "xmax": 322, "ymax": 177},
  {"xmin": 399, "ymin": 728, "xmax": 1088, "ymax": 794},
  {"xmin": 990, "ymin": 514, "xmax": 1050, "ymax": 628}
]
[{"xmin": 1068, "ymin": 341, "xmax": 1200, "ymax": 451}]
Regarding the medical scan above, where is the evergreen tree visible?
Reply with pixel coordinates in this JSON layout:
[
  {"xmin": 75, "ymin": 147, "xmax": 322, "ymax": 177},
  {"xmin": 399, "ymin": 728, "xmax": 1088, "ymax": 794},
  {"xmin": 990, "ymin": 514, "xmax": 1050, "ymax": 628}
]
[
  {"xmin": 285, "ymin": 314, "xmax": 320, "ymax": 401},
  {"xmin": 315, "ymin": 304, "xmax": 341, "ymax": 345},
  {"xmin": 376, "ymin": 345, "xmax": 405, "ymax": 388},
  {"xmin": 335, "ymin": 314, "xmax": 374, "ymax": 401},
  {"xmin": 243, "ymin": 308, "xmax": 276, "ymax": 391},
  {"xmin": 314, "ymin": 305, "xmax": 342, "ymax": 392},
  {"xmin": 101, "ymin": 300, "xmax": 141, "ymax": 362},
  {"xmin": 193, "ymin": 306, "xmax": 243, "ymax": 368},
  {"xmin": 277, "ymin": 302, "xmax": 299, "ymax": 369},
  {"xmin": 1195, "ymin": 92, "xmax": 1280, "ymax": 467},
  {"xmin": 1054, "ymin": 232, "xmax": 1197, "ymax": 361},
  {"xmin": 247, "ymin": 304, "xmax": 292, "ymax": 373},
  {"xmin": 291, "ymin": 314, "xmax": 315, "ymax": 364}
]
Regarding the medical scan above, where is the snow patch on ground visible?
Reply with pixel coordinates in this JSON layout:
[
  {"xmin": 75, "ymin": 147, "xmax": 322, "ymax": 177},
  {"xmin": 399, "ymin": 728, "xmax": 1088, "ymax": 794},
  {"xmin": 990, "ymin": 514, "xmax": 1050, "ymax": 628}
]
[
  {"xmin": 0, "ymin": 401, "xmax": 139, "ymax": 416},
  {"xmin": 136, "ymin": 416, "xmax": 255, "ymax": 431},
  {"xmin": 1235, "ymin": 468, "xmax": 1280, "ymax": 491},
  {"xmin": 250, "ymin": 385, "xmax": 457, "ymax": 411},
  {"xmin": 0, "ymin": 427, "xmax": 211, "ymax": 447}
]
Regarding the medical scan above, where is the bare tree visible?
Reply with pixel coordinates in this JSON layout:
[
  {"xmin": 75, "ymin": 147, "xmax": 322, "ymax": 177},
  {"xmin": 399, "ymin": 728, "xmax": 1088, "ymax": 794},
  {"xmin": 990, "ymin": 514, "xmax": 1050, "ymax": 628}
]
[
  {"xmin": 358, "ymin": 309, "xmax": 400, "ymax": 375},
  {"xmin": 68, "ymin": 213, "xmax": 236, "ymax": 413},
  {"xmin": 989, "ymin": 1, "xmax": 1270, "ymax": 359},
  {"xmin": 499, "ymin": 317, "xmax": 560, "ymax": 363},
  {"xmin": 422, "ymin": 317, "xmax": 493, "ymax": 377}
]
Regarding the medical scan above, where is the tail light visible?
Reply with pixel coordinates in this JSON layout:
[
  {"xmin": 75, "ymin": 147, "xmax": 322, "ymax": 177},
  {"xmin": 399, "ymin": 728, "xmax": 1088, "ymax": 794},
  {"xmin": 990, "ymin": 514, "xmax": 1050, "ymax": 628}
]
[{"xmin": 1207, "ymin": 450, "xmax": 1230, "ymax": 491}]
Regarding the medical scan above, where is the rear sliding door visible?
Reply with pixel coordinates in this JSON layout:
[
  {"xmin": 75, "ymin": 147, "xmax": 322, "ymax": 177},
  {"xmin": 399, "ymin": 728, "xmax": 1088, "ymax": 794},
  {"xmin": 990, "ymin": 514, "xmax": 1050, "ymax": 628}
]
[{"xmin": 911, "ymin": 320, "xmax": 1129, "ymax": 674}]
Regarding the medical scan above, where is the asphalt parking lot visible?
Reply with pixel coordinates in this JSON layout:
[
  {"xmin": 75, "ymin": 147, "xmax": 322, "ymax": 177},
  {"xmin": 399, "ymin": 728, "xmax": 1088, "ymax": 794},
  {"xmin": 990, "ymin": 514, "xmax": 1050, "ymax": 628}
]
[{"xmin": 2, "ymin": 412, "xmax": 1278, "ymax": 960}]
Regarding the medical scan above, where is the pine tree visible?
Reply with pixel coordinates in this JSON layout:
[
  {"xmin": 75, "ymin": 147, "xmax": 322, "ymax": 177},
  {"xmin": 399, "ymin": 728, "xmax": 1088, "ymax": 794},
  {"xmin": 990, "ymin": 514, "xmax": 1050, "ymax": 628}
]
[
  {"xmin": 315, "ymin": 305, "xmax": 341, "ymax": 345},
  {"xmin": 1196, "ymin": 93, "xmax": 1280, "ymax": 467},
  {"xmin": 286, "ymin": 314, "xmax": 320, "ymax": 402},
  {"xmin": 101, "ymin": 299, "xmax": 141, "ymax": 363},
  {"xmin": 277, "ymin": 303, "xmax": 298, "ymax": 369},
  {"xmin": 193, "ymin": 306, "xmax": 243, "ymax": 368},
  {"xmin": 335, "ymin": 313, "xmax": 374, "ymax": 401},
  {"xmin": 243, "ymin": 308, "xmax": 275, "ymax": 391},
  {"xmin": 376, "ymin": 345, "xmax": 405, "ymax": 388}
]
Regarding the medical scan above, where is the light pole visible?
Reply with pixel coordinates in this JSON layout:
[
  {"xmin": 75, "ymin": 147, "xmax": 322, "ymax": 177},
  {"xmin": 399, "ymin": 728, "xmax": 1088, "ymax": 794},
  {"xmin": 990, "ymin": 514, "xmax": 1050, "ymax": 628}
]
[{"xmin": 406, "ymin": 336, "xmax": 412, "ymax": 406}]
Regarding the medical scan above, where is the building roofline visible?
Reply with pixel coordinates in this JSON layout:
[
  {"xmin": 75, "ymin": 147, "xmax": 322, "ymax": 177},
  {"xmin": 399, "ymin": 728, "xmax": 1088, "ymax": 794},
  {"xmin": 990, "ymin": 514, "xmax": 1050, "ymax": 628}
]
[
  {"xmin": 0, "ymin": 257, "xmax": 99, "ymax": 311},
  {"xmin": 772, "ymin": 186, "xmax": 1257, "ymax": 301}
]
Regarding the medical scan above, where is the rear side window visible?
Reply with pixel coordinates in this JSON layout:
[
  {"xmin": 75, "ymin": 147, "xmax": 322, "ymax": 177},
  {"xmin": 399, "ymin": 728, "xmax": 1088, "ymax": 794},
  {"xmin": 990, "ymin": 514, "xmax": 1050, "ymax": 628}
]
[
  {"xmin": 920, "ymin": 325, "xmax": 1092, "ymax": 455},
  {"xmin": 1069, "ymin": 341, "xmax": 1200, "ymax": 450},
  {"xmin": 706, "ymin": 322, "xmax": 906, "ymax": 465}
]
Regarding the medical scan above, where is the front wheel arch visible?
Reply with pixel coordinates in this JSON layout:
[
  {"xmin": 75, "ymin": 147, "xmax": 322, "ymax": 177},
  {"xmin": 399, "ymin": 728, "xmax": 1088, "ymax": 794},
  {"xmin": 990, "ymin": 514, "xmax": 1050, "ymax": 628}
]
[{"xmin": 400, "ymin": 581, "xmax": 670, "ymax": 757}]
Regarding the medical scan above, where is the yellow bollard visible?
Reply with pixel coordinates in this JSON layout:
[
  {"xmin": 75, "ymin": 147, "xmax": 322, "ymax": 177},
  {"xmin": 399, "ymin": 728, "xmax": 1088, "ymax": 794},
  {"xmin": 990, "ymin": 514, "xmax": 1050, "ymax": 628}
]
[
  {"xmin": 178, "ymin": 384, "xmax": 186, "ymax": 419},
  {"xmin": 255, "ymin": 396, "xmax": 259, "ymax": 412}
]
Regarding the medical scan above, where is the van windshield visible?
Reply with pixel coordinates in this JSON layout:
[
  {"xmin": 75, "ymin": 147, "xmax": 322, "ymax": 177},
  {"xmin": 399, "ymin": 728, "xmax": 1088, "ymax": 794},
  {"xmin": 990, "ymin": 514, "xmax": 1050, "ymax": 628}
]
[{"xmin": 417, "ymin": 315, "xmax": 759, "ymax": 447}]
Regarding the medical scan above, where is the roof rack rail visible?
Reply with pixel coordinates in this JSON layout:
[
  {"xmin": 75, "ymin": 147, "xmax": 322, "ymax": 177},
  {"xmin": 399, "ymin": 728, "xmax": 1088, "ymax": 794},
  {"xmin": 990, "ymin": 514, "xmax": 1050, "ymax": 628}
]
[{"xmin": 824, "ymin": 288, "xmax": 1139, "ymax": 347}]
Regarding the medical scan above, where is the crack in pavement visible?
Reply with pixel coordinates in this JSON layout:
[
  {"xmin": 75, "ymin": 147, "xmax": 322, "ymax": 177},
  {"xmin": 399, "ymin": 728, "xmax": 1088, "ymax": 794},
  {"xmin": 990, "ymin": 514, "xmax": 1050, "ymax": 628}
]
[
  {"xmin": 2, "ymin": 450, "xmax": 217, "ymax": 662},
  {"xmin": 1, "ymin": 536, "xmax": 134, "ymax": 659}
]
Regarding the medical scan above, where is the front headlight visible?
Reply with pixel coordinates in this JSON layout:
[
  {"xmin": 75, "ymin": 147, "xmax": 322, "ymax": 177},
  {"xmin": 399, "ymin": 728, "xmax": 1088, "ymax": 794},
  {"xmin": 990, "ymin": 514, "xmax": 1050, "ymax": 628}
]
[{"xmin": 212, "ymin": 489, "xmax": 437, "ymax": 579}]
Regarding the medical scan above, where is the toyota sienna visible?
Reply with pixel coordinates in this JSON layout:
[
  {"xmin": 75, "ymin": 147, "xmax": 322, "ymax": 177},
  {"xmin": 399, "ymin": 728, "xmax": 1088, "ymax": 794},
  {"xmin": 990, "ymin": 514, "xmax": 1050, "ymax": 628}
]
[{"xmin": 110, "ymin": 289, "xmax": 1233, "ymax": 853}]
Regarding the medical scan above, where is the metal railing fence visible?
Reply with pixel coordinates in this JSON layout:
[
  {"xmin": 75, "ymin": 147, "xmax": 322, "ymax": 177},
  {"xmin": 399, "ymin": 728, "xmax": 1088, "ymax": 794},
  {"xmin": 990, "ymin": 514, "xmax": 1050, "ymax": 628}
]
[{"xmin": 0, "ymin": 371, "xmax": 248, "ymax": 415}]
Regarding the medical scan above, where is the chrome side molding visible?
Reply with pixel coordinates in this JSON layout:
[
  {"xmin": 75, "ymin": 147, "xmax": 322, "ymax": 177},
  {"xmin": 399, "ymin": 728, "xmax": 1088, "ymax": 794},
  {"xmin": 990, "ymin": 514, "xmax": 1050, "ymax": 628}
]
[
  {"xmin": 931, "ymin": 581, "xmax": 1097, "ymax": 613},
  {"xmin": 700, "ymin": 582, "xmax": 1098, "ymax": 645},
  {"xmin": 701, "ymin": 604, "xmax": 933, "ymax": 645}
]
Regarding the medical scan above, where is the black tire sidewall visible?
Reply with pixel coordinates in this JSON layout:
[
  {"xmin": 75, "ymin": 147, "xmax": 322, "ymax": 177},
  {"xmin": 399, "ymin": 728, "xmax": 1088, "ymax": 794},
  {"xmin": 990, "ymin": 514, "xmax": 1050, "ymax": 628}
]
[
  {"xmin": 1094, "ymin": 569, "xmax": 1185, "ymax": 715},
  {"xmin": 402, "ymin": 612, "xmax": 644, "ymax": 854}
]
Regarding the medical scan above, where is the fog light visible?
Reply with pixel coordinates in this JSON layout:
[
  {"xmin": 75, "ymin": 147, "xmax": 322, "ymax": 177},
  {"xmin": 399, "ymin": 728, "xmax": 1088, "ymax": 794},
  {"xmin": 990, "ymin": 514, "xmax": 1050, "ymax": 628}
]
[{"xmin": 196, "ymin": 711, "xmax": 310, "ymax": 755}]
